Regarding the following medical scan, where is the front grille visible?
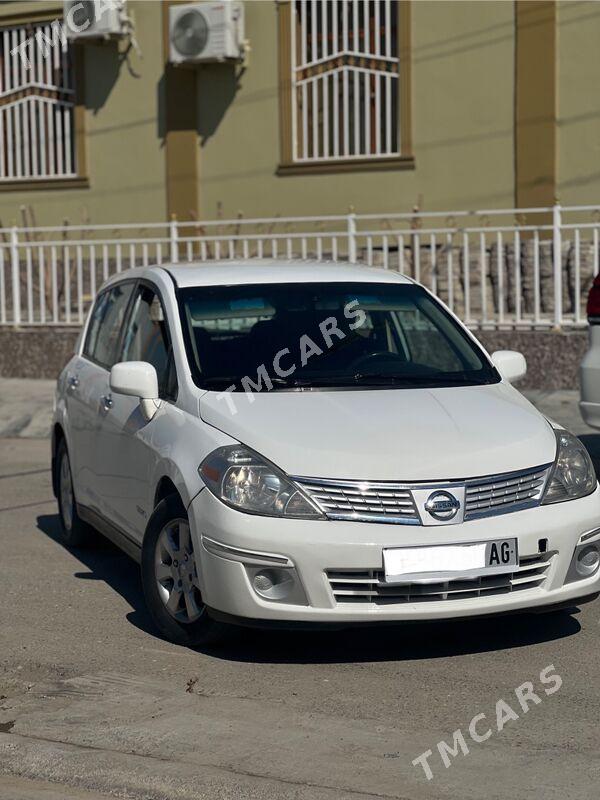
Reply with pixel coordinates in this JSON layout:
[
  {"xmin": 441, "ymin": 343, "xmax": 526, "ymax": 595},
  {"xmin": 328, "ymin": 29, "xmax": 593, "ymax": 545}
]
[
  {"xmin": 326, "ymin": 553, "xmax": 553, "ymax": 604},
  {"xmin": 294, "ymin": 464, "xmax": 552, "ymax": 524},
  {"xmin": 464, "ymin": 466, "xmax": 551, "ymax": 520},
  {"xmin": 294, "ymin": 478, "xmax": 419, "ymax": 524}
]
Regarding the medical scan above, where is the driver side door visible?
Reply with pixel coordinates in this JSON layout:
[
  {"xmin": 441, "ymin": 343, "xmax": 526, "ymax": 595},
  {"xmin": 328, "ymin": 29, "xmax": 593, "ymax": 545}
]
[
  {"xmin": 96, "ymin": 282, "xmax": 178, "ymax": 542},
  {"xmin": 65, "ymin": 282, "xmax": 135, "ymax": 514}
]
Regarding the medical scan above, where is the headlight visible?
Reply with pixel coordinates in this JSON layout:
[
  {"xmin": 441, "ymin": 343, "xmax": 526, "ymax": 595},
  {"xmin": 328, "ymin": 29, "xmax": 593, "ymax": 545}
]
[
  {"xmin": 199, "ymin": 445, "xmax": 323, "ymax": 518},
  {"xmin": 542, "ymin": 430, "xmax": 597, "ymax": 504}
]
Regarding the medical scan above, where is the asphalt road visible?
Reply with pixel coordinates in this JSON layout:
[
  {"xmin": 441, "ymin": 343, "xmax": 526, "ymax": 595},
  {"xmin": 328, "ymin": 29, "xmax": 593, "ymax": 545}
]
[{"xmin": 1, "ymin": 395, "xmax": 600, "ymax": 800}]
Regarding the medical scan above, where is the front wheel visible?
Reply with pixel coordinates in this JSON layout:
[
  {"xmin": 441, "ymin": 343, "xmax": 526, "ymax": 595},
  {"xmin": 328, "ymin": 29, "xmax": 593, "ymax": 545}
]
[
  {"xmin": 141, "ymin": 495, "xmax": 232, "ymax": 646},
  {"xmin": 55, "ymin": 439, "xmax": 96, "ymax": 548}
]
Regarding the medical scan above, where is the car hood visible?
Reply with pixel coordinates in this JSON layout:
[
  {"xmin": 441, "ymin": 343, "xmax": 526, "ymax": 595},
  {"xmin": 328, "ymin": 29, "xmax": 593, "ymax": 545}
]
[{"xmin": 198, "ymin": 383, "xmax": 556, "ymax": 481}]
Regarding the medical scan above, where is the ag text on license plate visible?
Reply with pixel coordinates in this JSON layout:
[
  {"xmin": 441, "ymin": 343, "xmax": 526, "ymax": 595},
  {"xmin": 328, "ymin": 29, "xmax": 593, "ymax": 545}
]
[{"xmin": 383, "ymin": 538, "xmax": 518, "ymax": 584}]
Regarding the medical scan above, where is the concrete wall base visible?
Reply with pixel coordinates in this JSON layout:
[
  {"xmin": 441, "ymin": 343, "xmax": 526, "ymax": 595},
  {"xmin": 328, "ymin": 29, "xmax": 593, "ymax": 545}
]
[
  {"xmin": 0, "ymin": 329, "xmax": 80, "ymax": 380},
  {"xmin": 0, "ymin": 327, "xmax": 588, "ymax": 389},
  {"xmin": 476, "ymin": 330, "xmax": 586, "ymax": 390}
]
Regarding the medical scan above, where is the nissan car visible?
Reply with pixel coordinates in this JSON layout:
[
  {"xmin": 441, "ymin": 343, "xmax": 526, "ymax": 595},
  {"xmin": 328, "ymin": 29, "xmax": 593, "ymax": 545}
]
[{"xmin": 52, "ymin": 261, "xmax": 600, "ymax": 645}]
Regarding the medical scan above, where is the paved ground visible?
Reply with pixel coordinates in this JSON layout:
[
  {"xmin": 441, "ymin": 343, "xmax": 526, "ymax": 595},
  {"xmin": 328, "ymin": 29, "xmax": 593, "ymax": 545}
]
[
  {"xmin": 1, "ymin": 383, "xmax": 600, "ymax": 799},
  {"xmin": 0, "ymin": 379, "xmax": 55, "ymax": 438}
]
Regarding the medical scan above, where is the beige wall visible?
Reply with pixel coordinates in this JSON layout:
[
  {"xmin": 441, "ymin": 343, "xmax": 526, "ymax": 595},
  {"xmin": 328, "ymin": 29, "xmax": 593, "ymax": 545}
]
[
  {"xmin": 557, "ymin": 0, "xmax": 600, "ymax": 206},
  {"xmin": 78, "ymin": 1, "xmax": 167, "ymax": 223},
  {"xmin": 197, "ymin": 0, "xmax": 515, "ymax": 219},
  {"xmin": 0, "ymin": 0, "xmax": 166, "ymax": 227},
  {"xmin": 9, "ymin": 1, "xmax": 600, "ymax": 225}
]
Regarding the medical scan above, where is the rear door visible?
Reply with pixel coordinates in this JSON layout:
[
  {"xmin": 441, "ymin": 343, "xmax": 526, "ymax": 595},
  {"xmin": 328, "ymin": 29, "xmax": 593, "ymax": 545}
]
[
  {"xmin": 96, "ymin": 282, "xmax": 178, "ymax": 541},
  {"xmin": 66, "ymin": 282, "xmax": 134, "ymax": 514}
]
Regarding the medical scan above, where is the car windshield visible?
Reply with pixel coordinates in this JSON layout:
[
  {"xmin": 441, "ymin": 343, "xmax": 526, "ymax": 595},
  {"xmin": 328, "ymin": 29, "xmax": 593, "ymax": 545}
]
[{"xmin": 178, "ymin": 281, "xmax": 499, "ymax": 391}]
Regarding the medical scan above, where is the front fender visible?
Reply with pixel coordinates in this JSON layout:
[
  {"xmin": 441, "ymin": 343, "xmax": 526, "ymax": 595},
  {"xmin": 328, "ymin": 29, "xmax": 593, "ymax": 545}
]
[{"xmin": 147, "ymin": 405, "xmax": 237, "ymax": 515}]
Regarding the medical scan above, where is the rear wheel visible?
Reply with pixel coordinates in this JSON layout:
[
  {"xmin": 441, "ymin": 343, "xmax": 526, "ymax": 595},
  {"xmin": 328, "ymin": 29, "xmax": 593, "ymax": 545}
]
[
  {"xmin": 55, "ymin": 439, "xmax": 96, "ymax": 548},
  {"xmin": 141, "ymin": 494, "xmax": 232, "ymax": 646}
]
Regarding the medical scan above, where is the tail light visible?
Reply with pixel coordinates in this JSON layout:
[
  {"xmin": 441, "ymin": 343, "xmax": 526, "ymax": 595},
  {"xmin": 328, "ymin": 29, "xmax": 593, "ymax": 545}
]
[{"xmin": 587, "ymin": 274, "xmax": 600, "ymax": 321}]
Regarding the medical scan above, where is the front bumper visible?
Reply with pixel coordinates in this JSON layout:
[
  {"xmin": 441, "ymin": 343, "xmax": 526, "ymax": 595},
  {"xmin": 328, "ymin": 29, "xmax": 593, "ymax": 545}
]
[{"xmin": 189, "ymin": 487, "xmax": 600, "ymax": 624}]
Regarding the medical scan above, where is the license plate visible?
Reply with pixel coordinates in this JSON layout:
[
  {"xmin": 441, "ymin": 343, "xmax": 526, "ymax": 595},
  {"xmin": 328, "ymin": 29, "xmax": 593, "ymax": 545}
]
[{"xmin": 383, "ymin": 538, "xmax": 518, "ymax": 584}]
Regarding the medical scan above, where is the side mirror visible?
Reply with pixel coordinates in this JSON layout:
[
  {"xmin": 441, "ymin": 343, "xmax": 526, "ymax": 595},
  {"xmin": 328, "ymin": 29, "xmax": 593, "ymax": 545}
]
[
  {"xmin": 491, "ymin": 350, "xmax": 527, "ymax": 384},
  {"xmin": 110, "ymin": 361, "xmax": 161, "ymax": 421}
]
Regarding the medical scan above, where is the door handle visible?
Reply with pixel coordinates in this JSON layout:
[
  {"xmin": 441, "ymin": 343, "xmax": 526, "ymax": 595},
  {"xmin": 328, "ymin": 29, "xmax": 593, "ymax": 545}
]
[
  {"xmin": 67, "ymin": 375, "xmax": 80, "ymax": 391},
  {"xmin": 100, "ymin": 394, "xmax": 113, "ymax": 412}
]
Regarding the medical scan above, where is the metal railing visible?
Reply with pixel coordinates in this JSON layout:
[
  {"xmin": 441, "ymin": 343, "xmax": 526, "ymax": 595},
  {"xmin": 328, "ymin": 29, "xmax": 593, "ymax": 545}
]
[{"xmin": 1, "ymin": 203, "xmax": 599, "ymax": 330}]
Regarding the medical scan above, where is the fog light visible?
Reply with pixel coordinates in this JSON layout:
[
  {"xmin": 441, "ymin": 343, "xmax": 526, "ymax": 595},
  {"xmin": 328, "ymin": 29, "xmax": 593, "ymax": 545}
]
[
  {"xmin": 245, "ymin": 565, "xmax": 308, "ymax": 605},
  {"xmin": 576, "ymin": 545, "xmax": 600, "ymax": 577},
  {"xmin": 252, "ymin": 568, "xmax": 293, "ymax": 600},
  {"xmin": 566, "ymin": 542, "xmax": 600, "ymax": 584},
  {"xmin": 253, "ymin": 571, "xmax": 275, "ymax": 593}
]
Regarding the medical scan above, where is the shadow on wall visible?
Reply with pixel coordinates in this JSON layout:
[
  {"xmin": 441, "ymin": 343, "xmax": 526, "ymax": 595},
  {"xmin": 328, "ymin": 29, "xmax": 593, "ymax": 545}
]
[
  {"xmin": 196, "ymin": 63, "xmax": 243, "ymax": 145},
  {"xmin": 157, "ymin": 62, "xmax": 243, "ymax": 145},
  {"xmin": 83, "ymin": 40, "xmax": 141, "ymax": 113}
]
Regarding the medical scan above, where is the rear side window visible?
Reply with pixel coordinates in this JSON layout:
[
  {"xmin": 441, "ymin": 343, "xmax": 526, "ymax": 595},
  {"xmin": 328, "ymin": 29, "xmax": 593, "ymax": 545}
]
[
  {"xmin": 83, "ymin": 283, "xmax": 134, "ymax": 369},
  {"xmin": 120, "ymin": 285, "xmax": 178, "ymax": 401}
]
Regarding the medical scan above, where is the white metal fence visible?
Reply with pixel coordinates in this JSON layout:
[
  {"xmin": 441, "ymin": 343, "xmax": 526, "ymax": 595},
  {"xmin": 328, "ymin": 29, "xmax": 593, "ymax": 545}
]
[{"xmin": 1, "ymin": 203, "xmax": 599, "ymax": 330}]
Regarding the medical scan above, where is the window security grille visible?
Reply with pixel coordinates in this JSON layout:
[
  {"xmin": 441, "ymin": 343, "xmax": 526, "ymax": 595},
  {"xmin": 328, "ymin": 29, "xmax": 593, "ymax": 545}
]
[
  {"xmin": 0, "ymin": 21, "xmax": 76, "ymax": 181},
  {"xmin": 291, "ymin": 0, "xmax": 399, "ymax": 163}
]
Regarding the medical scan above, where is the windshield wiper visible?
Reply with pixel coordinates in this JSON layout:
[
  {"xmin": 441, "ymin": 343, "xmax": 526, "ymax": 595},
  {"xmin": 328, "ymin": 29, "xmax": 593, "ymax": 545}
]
[
  {"xmin": 200, "ymin": 375, "xmax": 311, "ymax": 391},
  {"xmin": 200, "ymin": 376, "xmax": 242, "ymax": 390},
  {"xmin": 287, "ymin": 373, "xmax": 495, "ymax": 388},
  {"xmin": 347, "ymin": 373, "xmax": 494, "ymax": 387},
  {"xmin": 200, "ymin": 373, "xmax": 495, "ymax": 391}
]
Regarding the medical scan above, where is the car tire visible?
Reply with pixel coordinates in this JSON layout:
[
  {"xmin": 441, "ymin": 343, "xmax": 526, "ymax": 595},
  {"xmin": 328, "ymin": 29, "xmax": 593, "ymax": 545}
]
[
  {"xmin": 55, "ymin": 438, "xmax": 97, "ymax": 548},
  {"xmin": 141, "ymin": 494, "xmax": 233, "ymax": 647}
]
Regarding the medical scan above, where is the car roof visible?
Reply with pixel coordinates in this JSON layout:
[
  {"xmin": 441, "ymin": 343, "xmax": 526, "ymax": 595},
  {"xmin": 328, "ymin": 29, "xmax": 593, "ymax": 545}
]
[{"xmin": 159, "ymin": 260, "xmax": 414, "ymax": 289}]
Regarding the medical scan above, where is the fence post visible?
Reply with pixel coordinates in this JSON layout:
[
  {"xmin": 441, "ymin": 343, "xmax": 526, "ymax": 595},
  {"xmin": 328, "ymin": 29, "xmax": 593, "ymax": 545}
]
[
  {"xmin": 10, "ymin": 226, "xmax": 20, "ymax": 326},
  {"xmin": 347, "ymin": 212, "xmax": 357, "ymax": 263},
  {"xmin": 553, "ymin": 202, "xmax": 562, "ymax": 329},
  {"xmin": 169, "ymin": 217, "xmax": 179, "ymax": 264}
]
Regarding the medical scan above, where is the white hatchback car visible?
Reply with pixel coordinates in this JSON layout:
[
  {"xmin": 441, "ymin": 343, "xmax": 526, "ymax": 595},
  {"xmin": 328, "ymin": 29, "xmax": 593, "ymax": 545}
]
[{"xmin": 53, "ymin": 262, "xmax": 600, "ymax": 645}]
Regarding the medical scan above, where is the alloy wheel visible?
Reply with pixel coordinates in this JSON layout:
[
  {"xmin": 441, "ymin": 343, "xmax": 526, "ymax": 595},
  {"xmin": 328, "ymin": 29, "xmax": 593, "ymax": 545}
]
[{"xmin": 154, "ymin": 519, "xmax": 204, "ymax": 623}]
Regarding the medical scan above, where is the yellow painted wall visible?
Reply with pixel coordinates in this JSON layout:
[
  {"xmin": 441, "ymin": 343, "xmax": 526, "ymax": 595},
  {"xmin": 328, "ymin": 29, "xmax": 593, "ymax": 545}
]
[
  {"xmin": 0, "ymin": 0, "xmax": 515, "ymax": 224},
  {"xmin": 557, "ymin": 0, "xmax": 600, "ymax": 205},
  {"xmin": 0, "ymin": 0, "xmax": 166, "ymax": 226},
  {"xmin": 197, "ymin": 0, "xmax": 516, "ymax": 219}
]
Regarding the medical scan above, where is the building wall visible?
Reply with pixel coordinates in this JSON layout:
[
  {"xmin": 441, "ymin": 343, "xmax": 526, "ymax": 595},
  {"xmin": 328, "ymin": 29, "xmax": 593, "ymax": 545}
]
[
  {"xmin": 197, "ymin": 0, "xmax": 516, "ymax": 219},
  {"xmin": 0, "ymin": 0, "xmax": 166, "ymax": 227},
  {"xmin": 1, "ymin": 1, "xmax": 599, "ymax": 224},
  {"xmin": 0, "ymin": 0, "xmax": 516, "ymax": 225},
  {"xmin": 78, "ymin": 1, "xmax": 167, "ymax": 223},
  {"xmin": 557, "ymin": 0, "xmax": 600, "ymax": 206}
]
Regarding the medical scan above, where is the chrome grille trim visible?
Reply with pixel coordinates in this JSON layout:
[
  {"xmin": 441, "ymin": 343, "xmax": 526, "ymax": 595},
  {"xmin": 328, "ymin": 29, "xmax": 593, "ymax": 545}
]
[
  {"xmin": 293, "ymin": 477, "xmax": 419, "ymax": 524},
  {"xmin": 464, "ymin": 465, "xmax": 551, "ymax": 520},
  {"xmin": 326, "ymin": 553, "xmax": 553, "ymax": 604},
  {"xmin": 294, "ymin": 464, "xmax": 553, "ymax": 524}
]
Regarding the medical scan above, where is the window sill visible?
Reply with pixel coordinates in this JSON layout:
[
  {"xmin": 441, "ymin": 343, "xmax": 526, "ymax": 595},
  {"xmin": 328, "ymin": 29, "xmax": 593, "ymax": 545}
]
[
  {"xmin": 0, "ymin": 177, "xmax": 90, "ymax": 192},
  {"xmin": 277, "ymin": 156, "xmax": 415, "ymax": 176}
]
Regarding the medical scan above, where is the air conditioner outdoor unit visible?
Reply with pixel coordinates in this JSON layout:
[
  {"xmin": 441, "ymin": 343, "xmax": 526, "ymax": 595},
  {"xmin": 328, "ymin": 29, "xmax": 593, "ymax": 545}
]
[
  {"xmin": 64, "ymin": 0, "xmax": 126, "ymax": 40},
  {"xmin": 169, "ymin": 2, "xmax": 244, "ymax": 64}
]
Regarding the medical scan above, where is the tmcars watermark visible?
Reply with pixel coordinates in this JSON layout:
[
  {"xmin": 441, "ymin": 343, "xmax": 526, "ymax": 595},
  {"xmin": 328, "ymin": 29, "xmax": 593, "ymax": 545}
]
[
  {"xmin": 411, "ymin": 664, "xmax": 562, "ymax": 781},
  {"xmin": 11, "ymin": 2, "xmax": 119, "ymax": 69},
  {"xmin": 215, "ymin": 300, "xmax": 367, "ymax": 415}
]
